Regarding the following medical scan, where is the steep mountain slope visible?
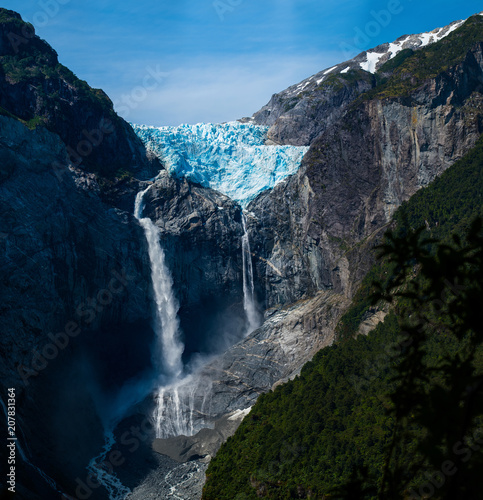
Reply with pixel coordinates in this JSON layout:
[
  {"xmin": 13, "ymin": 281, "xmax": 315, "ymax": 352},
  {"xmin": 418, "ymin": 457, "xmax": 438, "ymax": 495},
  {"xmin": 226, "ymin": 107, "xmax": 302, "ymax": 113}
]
[
  {"xmin": 250, "ymin": 15, "xmax": 478, "ymax": 146},
  {"xmin": 202, "ymin": 12, "xmax": 483, "ymax": 498},
  {"xmin": 0, "ymin": 9, "xmax": 250, "ymax": 499},
  {"xmin": 0, "ymin": 9, "xmax": 159, "ymax": 180},
  {"xmin": 0, "ymin": 111, "xmax": 154, "ymax": 497},
  {"xmin": 120, "ymin": 14, "xmax": 483, "ymax": 496},
  {"xmin": 203, "ymin": 67, "xmax": 483, "ymax": 500},
  {"xmin": 248, "ymin": 14, "xmax": 483, "ymax": 311},
  {"xmin": 1, "ymin": 8, "xmax": 483, "ymax": 500}
]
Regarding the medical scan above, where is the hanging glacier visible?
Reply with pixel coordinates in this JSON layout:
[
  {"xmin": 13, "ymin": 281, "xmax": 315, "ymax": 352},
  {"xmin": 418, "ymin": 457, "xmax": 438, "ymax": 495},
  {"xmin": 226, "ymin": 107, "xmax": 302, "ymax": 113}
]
[{"xmin": 132, "ymin": 121, "xmax": 309, "ymax": 208}]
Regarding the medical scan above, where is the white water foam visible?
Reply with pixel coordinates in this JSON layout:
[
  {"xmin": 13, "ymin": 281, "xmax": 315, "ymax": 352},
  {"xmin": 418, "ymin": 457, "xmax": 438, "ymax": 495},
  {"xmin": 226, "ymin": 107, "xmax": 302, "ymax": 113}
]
[{"xmin": 134, "ymin": 187, "xmax": 184, "ymax": 379}]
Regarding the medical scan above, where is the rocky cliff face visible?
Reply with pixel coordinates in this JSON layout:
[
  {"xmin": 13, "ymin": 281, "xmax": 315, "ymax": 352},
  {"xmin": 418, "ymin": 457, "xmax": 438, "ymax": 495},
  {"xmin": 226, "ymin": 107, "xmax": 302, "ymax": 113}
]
[
  {"xmin": 0, "ymin": 9, "xmax": 160, "ymax": 180},
  {"xmin": 0, "ymin": 10, "xmax": 253, "ymax": 497},
  {"xmin": 0, "ymin": 113, "xmax": 157, "ymax": 496},
  {"xmin": 140, "ymin": 171, "xmax": 247, "ymax": 357},
  {"xmin": 250, "ymin": 16, "xmax": 474, "ymax": 146},
  {"xmin": 248, "ymin": 30, "xmax": 483, "ymax": 310},
  {"xmin": 1, "ymin": 9, "xmax": 483, "ymax": 500},
  {"xmin": 251, "ymin": 69, "xmax": 376, "ymax": 146},
  {"xmin": 150, "ymin": 290, "xmax": 350, "ymax": 463}
]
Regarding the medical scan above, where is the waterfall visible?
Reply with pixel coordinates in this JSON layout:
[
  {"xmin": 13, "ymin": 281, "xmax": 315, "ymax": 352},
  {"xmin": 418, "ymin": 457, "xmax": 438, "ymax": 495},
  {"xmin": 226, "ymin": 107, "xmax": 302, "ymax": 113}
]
[
  {"xmin": 152, "ymin": 374, "xmax": 214, "ymax": 439},
  {"xmin": 134, "ymin": 186, "xmax": 184, "ymax": 379},
  {"xmin": 135, "ymin": 185, "xmax": 204, "ymax": 439},
  {"xmin": 84, "ymin": 185, "xmax": 189, "ymax": 496},
  {"xmin": 133, "ymin": 187, "xmax": 259, "ymax": 441},
  {"xmin": 241, "ymin": 213, "xmax": 260, "ymax": 334}
]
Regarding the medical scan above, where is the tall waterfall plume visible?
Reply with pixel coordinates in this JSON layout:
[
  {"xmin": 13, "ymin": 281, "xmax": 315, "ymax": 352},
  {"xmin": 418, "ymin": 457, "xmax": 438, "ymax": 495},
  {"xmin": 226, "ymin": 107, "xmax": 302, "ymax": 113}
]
[
  {"xmin": 135, "ymin": 186, "xmax": 212, "ymax": 440},
  {"xmin": 134, "ymin": 186, "xmax": 184, "ymax": 379},
  {"xmin": 241, "ymin": 213, "xmax": 260, "ymax": 334}
]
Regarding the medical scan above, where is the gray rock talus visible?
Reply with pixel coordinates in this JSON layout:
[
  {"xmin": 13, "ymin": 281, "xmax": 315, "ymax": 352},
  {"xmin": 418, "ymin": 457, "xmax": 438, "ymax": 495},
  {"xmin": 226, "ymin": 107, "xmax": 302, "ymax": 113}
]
[{"xmin": 150, "ymin": 291, "xmax": 349, "ymax": 463}]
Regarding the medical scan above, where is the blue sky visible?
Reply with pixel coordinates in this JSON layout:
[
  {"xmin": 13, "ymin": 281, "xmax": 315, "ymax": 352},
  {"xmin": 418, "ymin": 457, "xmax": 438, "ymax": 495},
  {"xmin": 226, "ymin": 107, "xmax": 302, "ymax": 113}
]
[{"xmin": 3, "ymin": 1, "xmax": 482, "ymax": 125}]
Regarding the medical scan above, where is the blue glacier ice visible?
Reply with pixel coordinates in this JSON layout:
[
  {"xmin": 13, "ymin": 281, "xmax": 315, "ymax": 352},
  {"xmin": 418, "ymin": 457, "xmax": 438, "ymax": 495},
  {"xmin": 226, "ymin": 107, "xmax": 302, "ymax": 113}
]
[{"xmin": 132, "ymin": 122, "xmax": 309, "ymax": 208}]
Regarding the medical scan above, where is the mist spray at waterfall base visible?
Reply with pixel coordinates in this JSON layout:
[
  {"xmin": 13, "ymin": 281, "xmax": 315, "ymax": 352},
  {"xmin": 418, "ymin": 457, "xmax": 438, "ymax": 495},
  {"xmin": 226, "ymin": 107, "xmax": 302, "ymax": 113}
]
[
  {"xmin": 85, "ymin": 185, "xmax": 190, "ymax": 500},
  {"xmin": 134, "ymin": 186, "xmax": 197, "ymax": 439},
  {"xmin": 85, "ymin": 187, "xmax": 264, "ymax": 499},
  {"xmin": 135, "ymin": 186, "xmax": 219, "ymax": 441},
  {"xmin": 153, "ymin": 373, "xmax": 215, "ymax": 439},
  {"xmin": 151, "ymin": 210, "xmax": 262, "ymax": 440}
]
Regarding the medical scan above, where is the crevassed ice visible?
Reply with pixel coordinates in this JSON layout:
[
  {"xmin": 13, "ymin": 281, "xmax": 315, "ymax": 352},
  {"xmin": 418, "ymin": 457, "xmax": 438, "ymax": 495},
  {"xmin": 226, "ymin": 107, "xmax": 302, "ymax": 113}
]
[{"xmin": 132, "ymin": 122, "xmax": 309, "ymax": 208}]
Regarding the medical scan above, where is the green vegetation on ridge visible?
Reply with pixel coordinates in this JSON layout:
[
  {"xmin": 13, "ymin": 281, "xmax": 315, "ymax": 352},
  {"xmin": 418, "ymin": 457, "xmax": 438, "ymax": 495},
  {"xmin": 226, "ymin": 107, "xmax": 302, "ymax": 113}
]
[
  {"xmin": 336, "ymin": 133, "xmax": 483, "ymax": 342},
  {"xmin": 0, "ymin": 8, "xmax": 142, "ymax": 178},
  {"xmin": 368, "ymin": 15, "xmax": 483, "ymax": 99}
]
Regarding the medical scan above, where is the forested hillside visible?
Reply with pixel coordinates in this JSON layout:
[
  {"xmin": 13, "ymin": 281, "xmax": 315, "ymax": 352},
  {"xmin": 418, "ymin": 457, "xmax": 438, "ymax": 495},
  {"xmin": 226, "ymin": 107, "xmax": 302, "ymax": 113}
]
[{"xmin": 202, "ymin": 131, "xmax": 483, "ymax": 500}]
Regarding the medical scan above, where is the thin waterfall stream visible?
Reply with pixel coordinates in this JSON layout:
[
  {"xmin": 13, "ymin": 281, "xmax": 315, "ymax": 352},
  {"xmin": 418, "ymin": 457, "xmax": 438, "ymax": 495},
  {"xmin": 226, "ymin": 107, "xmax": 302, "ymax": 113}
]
[{"xmin": 241, "ymin": 212, "xmax": 260, "ymax": 334}]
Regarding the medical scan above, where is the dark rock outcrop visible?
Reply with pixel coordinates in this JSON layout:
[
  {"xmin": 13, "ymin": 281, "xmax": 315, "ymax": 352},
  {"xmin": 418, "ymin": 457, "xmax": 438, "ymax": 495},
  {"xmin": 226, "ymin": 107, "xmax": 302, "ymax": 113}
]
[
  {"xmin": 252, "ymin": 69, "xmax": 376, "ymax": 146},
  {"xmin": 0, "ymin": 113, "xmax": 158, "ymax": 497},
  {"xmin": 0, "ymin": 8, "xmax": 160, "ymax": 180},
  {"xmin": 141, "ymin": 171, "xmax": 247, "ymax": 357},
  {"xmin": 248, "ymin": 38, "xmax": 483, "ymax": 310}
]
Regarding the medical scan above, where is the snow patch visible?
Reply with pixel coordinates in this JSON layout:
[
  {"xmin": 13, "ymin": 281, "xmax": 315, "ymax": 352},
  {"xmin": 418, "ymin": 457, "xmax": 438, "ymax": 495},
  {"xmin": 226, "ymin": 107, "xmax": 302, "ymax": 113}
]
[
  {"xmin": 359, "ymin": 18, "xmax": 467, "ymax": 74},
  {"xmin": 387, "ymin": 42, "xmax": 403, "ymax": 58},
  {"xmin": 340, "ymin": 66, "xmax": 351, "ymax": 74},
  {"xmin": 360, "ymin": 51, "xmax": 384, "ymax": 73},
  {"xmin": 418, "ymin": 32, "xmax": 434, "ymax": 47},
  {"xmin": 323, "ymin": 65, "xmax": 338, "ymax": 75},
  {"xmin": 415, "ymin": 20, "xmax": 464, "ymax": 47},
  {"xmin": 442, "ymin": 20, "xmax": 465, "ymax": 37}
]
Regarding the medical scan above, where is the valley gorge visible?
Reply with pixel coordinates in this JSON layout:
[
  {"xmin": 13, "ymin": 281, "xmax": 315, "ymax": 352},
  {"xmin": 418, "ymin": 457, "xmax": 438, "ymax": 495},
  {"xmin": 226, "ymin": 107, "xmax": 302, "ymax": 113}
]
[{"xmin": 0, "ymin": 7, "xmax": 483, "ymax": 500}]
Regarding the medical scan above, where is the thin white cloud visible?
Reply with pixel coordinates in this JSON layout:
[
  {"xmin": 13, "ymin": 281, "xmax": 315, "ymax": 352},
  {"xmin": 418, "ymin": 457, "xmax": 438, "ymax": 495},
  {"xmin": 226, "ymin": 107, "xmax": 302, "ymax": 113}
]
[{"xmin": 110, "ymin": 53, "xmax": 340, "ymax": 126}]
